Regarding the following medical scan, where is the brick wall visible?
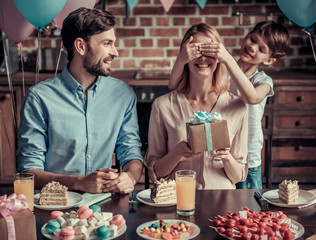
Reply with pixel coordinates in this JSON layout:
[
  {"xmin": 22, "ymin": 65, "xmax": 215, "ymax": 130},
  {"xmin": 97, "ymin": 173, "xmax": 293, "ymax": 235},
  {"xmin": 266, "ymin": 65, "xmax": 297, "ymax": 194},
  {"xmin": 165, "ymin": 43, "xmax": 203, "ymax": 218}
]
[{"xmin": 19, "ymin": 0, "xmax": 316, "ymax": 71}]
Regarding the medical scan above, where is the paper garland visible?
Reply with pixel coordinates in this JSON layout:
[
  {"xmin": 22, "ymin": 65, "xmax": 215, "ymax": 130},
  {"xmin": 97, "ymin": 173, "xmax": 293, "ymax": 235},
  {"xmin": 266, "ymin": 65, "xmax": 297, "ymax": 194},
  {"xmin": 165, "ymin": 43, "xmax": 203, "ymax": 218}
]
[
  {"xmin": 126, "ymin": 0, "xmax": 139, "ymax": 10},
  {"xmin": 161, "ymin": 0, "xmax": 175, "ymax": 12},
  {"xmin": 195, "ymin": 0, "xmax": 207, "ymax": 9},
  {"xmin": 127, "ymin": 0, "xmax": 208, "ymax": 11}
]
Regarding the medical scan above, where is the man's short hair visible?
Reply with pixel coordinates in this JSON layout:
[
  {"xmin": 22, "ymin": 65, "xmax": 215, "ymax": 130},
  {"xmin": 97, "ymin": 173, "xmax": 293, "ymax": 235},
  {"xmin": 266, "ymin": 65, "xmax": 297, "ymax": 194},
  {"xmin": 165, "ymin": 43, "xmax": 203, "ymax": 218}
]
[{"xmin": 61, "ymin": 7, "xmax": 115, "ymax": 62}]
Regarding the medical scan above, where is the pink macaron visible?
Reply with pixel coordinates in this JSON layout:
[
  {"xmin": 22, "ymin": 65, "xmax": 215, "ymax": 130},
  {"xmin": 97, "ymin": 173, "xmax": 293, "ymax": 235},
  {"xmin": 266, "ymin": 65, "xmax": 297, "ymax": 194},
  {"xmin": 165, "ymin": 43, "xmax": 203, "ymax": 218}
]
[
  {"xmin": 59, "ymin": 228, "xmax": 75, "ymax": 240},
  {"xmin": 50, "ymin": 211, "xmax": 64, "ymax": 220},
  {"xmin": 110, "ymin": 214, "xmax": 126, "ymax": 230},
  {"xmin": 77, "ymin": 205, "xmax": 93, "ymax": 219}
]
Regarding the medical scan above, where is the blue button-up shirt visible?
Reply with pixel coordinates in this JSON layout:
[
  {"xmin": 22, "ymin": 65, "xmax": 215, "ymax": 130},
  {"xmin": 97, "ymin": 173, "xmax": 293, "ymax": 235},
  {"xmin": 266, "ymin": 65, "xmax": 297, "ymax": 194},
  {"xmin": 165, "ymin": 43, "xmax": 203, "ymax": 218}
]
[{"xmin": 17, "ymin": 67, "xmax": 143, "ymax": 175}]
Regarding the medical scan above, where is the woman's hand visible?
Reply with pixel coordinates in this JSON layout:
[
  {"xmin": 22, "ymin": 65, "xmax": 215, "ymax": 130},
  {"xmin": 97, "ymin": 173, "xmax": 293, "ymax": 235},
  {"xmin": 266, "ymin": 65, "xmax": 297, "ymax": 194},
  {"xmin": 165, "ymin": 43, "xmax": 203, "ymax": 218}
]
[
  {"xmin": 177, "ymin": 36, "xmax": 202, "ymax": 65},
  {"xmin": 173, "ymin": 140, "xmax": 199, "ymax": 159},
  {"xmin": 211, "ymin": 148, "xmax": 232, "ymax": 162}
]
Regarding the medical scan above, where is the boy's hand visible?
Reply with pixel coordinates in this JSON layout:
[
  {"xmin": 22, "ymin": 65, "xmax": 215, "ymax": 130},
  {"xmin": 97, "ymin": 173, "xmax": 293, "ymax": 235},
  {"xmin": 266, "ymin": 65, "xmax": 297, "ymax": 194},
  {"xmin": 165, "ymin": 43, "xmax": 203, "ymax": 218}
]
[
  {"xmin": 199, "ymin": 41, "xmax": 231, "ymax": 63},
  {"xmin": 178, "ymin": 36, "xmax": 202, "ymax": 64}
]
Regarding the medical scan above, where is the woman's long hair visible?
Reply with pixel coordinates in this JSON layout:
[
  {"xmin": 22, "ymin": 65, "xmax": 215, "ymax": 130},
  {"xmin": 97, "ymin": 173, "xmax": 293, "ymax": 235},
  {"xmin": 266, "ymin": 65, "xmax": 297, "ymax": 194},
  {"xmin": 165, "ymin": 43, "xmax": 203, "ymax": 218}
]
[{"xmin": 176, "ymin": 23, "xmax": 229, "ymax": 95}]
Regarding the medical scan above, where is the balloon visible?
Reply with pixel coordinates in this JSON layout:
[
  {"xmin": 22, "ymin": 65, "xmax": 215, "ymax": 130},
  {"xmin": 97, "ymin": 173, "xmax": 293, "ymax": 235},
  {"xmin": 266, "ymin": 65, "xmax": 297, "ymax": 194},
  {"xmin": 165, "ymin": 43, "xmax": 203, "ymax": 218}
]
[
  {"xmin": 53, "ymin": 0, "xmax": 96, "ymax": 29},
  {"xmin": 13, "ymin": 0, "xmax": 67, "ymax": 28},
  {"xmin": 0, "ymin": 0, "xmax": 35, "ymax": 43},
  {"xmin": 277, "ymin": 0, "xmax": 316, "ymax": 27}
]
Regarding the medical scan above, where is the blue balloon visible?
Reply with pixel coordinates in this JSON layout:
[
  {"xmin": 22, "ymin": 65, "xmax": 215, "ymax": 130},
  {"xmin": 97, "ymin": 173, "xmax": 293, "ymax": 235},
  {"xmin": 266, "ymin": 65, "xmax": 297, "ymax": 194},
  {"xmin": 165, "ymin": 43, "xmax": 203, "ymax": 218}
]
[
  {"xmin": 277, "ymin": 0, "xmax": 316, "ymax": 28},
  {"xmin": 14, "ymin": 0, "xmax": 66, "ymax": 28}
]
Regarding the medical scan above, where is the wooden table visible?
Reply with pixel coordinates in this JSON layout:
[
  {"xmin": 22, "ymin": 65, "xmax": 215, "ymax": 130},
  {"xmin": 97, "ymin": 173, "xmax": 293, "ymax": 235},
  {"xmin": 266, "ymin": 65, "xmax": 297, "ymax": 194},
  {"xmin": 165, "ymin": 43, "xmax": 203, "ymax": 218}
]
[{"xmin": 1, "ymin": 187, "xmax": 315, "ymax": 239}]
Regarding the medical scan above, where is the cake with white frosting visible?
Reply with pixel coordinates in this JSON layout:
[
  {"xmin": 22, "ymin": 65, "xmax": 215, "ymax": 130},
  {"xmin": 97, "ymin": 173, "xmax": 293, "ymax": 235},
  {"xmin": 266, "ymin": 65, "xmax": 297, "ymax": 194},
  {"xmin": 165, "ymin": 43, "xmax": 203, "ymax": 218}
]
[
  {"xmin": 40, "ymin": 181, "xmax": 68, "ymax": 205},
  {"xmin": 278, "ymin": 180, "xmax": 299, "ymax": 204},
  {"xmin": 151, "ymin": 178, "xmax": 176, "ymax": 203}
]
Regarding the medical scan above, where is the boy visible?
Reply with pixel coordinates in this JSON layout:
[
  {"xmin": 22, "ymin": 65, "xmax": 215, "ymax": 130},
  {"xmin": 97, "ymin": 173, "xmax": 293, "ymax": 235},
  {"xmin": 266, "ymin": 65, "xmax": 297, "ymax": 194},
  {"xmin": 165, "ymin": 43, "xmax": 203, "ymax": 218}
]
[{"xmin": 168, "ymin": 21, "xmax": 290, "ymax": 189}]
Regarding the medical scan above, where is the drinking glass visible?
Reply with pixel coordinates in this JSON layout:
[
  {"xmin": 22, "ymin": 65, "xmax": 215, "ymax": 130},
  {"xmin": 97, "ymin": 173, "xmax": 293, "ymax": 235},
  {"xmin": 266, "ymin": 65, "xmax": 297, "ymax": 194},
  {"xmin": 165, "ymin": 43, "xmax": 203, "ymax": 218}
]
[
  {"xmin": 13, "ymin": 173, "xmax": 34, "ymax": 211},
  {"xmin": 176, "ymin": 170, "xmax": 196, "ymax": 216}
]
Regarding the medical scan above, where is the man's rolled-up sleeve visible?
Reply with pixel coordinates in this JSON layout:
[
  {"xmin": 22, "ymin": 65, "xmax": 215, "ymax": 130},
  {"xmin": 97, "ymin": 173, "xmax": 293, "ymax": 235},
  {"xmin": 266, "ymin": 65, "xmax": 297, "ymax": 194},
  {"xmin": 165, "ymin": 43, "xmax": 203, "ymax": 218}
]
[{"xmin": 16, "ymin": 90, "xmax": 48, "ymax": 172}]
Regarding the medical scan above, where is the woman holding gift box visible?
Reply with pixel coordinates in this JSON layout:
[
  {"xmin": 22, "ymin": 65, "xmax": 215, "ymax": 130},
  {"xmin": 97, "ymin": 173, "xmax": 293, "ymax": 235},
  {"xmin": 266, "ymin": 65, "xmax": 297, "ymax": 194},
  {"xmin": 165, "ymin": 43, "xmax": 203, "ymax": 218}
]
[{"xmin": 144, "ymin": 23, "xmax": 248, "ymax": 189}]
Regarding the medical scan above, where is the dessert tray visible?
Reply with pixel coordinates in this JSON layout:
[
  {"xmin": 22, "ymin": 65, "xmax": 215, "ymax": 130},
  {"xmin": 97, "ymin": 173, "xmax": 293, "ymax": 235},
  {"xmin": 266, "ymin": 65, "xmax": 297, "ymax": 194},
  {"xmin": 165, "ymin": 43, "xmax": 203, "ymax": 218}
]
[
  {"xmin": 41, "ymin": 223, "xmax": 127, "ymax": 239},
  {"xmin": 136, "ymin": 189, "xmax": 177, "ymax": 207},
  {"xmin": 136, "ymin": 219, "xmax": 200, "ymax": 240},
  {"xmin": 262, "ymin": 189, "xmax": 316, "ymax": 208},
  {"xmin": 215, "ymin": 219, "xmax": 304, "ymax": 240},
  {"xmin": 34, "ymin": 191, "xmax": 83, "ymax": 210}
]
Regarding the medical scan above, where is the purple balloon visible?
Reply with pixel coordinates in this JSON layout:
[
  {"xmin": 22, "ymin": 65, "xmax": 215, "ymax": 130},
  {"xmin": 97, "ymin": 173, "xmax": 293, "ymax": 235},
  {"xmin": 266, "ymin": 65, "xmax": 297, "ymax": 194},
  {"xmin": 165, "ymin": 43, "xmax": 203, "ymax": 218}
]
[{"xmin": 0, "ymin": 0, "xmax": 35, "ymax": 43}]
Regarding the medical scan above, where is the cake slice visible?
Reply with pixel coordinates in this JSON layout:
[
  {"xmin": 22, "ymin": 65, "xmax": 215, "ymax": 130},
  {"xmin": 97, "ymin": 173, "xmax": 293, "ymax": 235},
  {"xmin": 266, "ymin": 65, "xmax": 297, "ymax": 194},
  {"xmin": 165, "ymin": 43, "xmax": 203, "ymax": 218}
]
[
  {"xmin": 278, "ymin": 180, "xmax": 299, "ymax": 204},
  {"xmin": 151, "ymin": 178, "xmax": 176, "ymax": 203},
  {"xmin": 39, "ymin": 181, "xmax": 68, "ymax": 205}
]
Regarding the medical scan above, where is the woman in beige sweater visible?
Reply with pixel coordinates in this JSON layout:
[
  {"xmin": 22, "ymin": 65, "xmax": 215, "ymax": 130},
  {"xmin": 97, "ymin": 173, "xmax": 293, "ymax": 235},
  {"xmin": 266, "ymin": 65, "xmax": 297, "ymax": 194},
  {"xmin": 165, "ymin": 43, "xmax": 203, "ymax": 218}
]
[{"xmin": 144, "ymin": 23, "xmax": 248, "ymax": 189}]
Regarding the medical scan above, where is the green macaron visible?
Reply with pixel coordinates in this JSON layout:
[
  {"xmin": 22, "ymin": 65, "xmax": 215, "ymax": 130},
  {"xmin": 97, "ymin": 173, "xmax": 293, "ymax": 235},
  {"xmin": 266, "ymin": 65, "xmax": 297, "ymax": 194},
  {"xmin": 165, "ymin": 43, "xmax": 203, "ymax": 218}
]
[
  {"xmin": 95, "ymin": 225, "xmax": 111, "ymax": 239},
  {"xmin": 89, "ymin": 204, "xmax": 102, "ymax": 213},
  {"xmin": 45, "ymin": 220, "xmax": 61, "ymax": 234}
]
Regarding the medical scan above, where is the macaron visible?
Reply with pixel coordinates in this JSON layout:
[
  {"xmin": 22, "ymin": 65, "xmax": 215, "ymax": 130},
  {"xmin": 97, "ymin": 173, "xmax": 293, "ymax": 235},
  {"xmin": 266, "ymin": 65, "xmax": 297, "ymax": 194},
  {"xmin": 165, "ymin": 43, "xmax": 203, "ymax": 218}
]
[
  {"xmin": 45, "ymin": 220, "xmax": 61, "ymax": 234},
  {"xmin": 59, "ymin": 228, "xmax": 75, "ymax": 240},
  {"xmin": 94, "ymin": 225, "xmax": 111, "ymax": 240},
  {"xmin": 89, "ymin": 205, "xmax": 101, "ymax": 213},
  {"xmin": 56, "ymin": 216, "xmax": 67, "ymax": 227},
  {"xmin": 110, "ymin": 214, "xmax": 126, "ymax": 230},
  {"xmin": 50, "ymin": 211, "xmax": 64, "ymax": 220},
  {"xmin": 77, "ymin": 205, "xmax": 93, "ymax": 219}
]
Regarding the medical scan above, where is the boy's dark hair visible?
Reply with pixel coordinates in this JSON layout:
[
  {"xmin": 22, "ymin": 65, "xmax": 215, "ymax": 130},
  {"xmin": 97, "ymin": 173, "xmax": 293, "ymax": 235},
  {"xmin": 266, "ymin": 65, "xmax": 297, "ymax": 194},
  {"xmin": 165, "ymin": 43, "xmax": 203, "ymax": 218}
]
[
  {"xmin": 251, "ymin": 21, "xmax": 290, "ymax": 59},
  {"xmin": 61, "ymin": 7, "xmax": 115, "ymax": 62}
]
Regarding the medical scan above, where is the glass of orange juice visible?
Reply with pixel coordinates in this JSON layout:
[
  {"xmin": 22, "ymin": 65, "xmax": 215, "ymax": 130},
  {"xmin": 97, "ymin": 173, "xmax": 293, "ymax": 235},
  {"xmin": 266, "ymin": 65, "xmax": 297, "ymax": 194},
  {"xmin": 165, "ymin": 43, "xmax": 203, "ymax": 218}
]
[
  {"xmin": 176, "ymin": 170, "xmax": 196, "ymax": 216},
  {"xmin": 13, "ymin": 173, "xmax": 34, "ymax": 211}
]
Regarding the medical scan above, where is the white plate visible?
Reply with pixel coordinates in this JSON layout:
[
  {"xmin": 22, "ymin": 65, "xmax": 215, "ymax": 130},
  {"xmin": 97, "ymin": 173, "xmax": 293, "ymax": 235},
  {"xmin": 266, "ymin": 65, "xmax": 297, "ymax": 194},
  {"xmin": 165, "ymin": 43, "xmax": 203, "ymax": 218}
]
[
  {"xmin": 34, "ymin": 191, "xmax": 83, "ymax": 210},
  {"xmin": 136, "ymin": 189, "xmax": 176, "ymax": 207},
  {"xmin": 136, "ymin": 219, "xmax": 200, "ymax": 240},
  {"xmin": 215, "ymin": 219, "xmax": 304, "ymax": 240},
  {"xmin": 41, "ymin": 223, "xmax": 127, "ymax": 239},
  {"xmin": 262, "ymin": 189, "xmax": 316, "ymax": 208}
]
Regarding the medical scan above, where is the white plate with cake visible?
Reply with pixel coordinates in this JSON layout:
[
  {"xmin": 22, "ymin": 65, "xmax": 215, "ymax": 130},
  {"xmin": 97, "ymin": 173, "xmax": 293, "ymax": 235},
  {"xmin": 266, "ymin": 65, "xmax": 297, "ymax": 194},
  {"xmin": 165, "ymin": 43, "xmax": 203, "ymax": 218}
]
[
  {"xmin": 137, "ymin": 179, "xmax": 177, "ymax": 207},
  {"xmin": 137, "ymin": 189, "xmax": 177, "ymax": 207},
  {"xmin": 34, "ymin": 191, "xmax": 84, "ymax": 210},
  {"xmin": 262, "ymin": 189, "xmax": 316, "ymax": 208}
]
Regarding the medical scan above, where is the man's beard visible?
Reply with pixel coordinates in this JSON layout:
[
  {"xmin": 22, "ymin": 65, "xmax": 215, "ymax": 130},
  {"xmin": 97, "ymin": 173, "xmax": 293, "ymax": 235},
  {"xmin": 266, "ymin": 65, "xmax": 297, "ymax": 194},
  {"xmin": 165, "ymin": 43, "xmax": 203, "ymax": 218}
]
[{"xmin": 83, "ymin": 46, "xmax": 113, "ymax": 77}]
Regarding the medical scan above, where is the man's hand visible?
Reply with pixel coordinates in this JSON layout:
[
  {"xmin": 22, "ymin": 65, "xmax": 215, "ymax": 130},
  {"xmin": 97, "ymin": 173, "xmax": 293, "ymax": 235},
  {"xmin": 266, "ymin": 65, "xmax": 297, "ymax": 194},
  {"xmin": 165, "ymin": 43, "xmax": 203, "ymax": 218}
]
[
  {"xmin": 102, "ymin": 171, "xmax": 135, "ymax": 194},
  {"xmin": 77, "ymin": 168, "xmax": 118, "ymax": 193}
]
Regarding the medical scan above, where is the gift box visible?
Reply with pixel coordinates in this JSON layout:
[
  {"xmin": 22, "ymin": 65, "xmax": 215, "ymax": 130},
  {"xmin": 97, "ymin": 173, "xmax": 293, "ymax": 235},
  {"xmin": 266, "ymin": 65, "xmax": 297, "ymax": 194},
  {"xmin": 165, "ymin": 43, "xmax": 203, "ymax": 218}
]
[
  {"xmin": 186, "ymin": 111, "xmax": 230, "ymax": 153},
  {"xmin": 0, "ymin": 194, "xmax": 37, "ymax": 240}
]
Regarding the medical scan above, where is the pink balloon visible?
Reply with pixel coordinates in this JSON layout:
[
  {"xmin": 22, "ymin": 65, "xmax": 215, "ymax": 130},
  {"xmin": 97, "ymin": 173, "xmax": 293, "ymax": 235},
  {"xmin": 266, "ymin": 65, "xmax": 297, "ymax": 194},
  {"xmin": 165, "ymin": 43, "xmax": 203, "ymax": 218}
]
[
  {"xmin": 53, "ymin": 0, "xmax": 96, "ymax": 29},
  {"xmin": 0, "ymin": 0, "xmax": 35, "ymax": 43}
]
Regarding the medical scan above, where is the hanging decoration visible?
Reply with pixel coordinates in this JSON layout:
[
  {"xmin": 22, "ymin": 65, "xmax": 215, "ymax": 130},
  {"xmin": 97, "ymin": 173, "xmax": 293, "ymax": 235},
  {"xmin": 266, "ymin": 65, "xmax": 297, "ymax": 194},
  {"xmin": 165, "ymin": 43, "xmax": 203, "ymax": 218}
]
[
  {"xmin": 195, "ymin": 0, "xmax": 207, "ymax": 9},
  {"xmin": 53, "ymin": 0, "xmax": 96, "ymax": 29},
  {"xmin": 0, "ymin": 0, "xmax": 35, "ymax": 43},
  {"xmin": 126, "ymin": 0, "xmax": 139, "ymax": 10},
  {"xmin": 160, "ymin": 0, "xmax": 175, "ymax": 12},
  {"xmin": 13, "ymin": 0, "xmax": 66, "ymax": 30},
  {"xmin": 276, "ymin": 0, "xmax": 316, "ymax": 28},
  {"xmin": 302, "ymin": 28, "xmax": 316, "ymax": 64}
]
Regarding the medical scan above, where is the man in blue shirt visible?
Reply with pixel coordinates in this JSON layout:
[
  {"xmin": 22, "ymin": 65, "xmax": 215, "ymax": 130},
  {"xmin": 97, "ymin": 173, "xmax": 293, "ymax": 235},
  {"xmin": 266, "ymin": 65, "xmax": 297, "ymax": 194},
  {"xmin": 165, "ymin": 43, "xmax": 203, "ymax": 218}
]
[{"xmin": 17, "ymin": 7, "xmax": 143, "ymax": 194}]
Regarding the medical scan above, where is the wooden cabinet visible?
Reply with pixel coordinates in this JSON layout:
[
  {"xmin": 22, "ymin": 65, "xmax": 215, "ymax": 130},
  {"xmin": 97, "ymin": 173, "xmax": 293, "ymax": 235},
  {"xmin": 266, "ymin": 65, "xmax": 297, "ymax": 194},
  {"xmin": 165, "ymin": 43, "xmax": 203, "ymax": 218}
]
[
  {"xmin": 0, "ymin": 72, "xmax": 47, "ymax": 184},
  {"xmin": 0, "ymin": 87, "xmax": 21, "ymax": 183},
  {"xmin": 265, "ymin": 71, "xmax": 316, "ymax": 188}
]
